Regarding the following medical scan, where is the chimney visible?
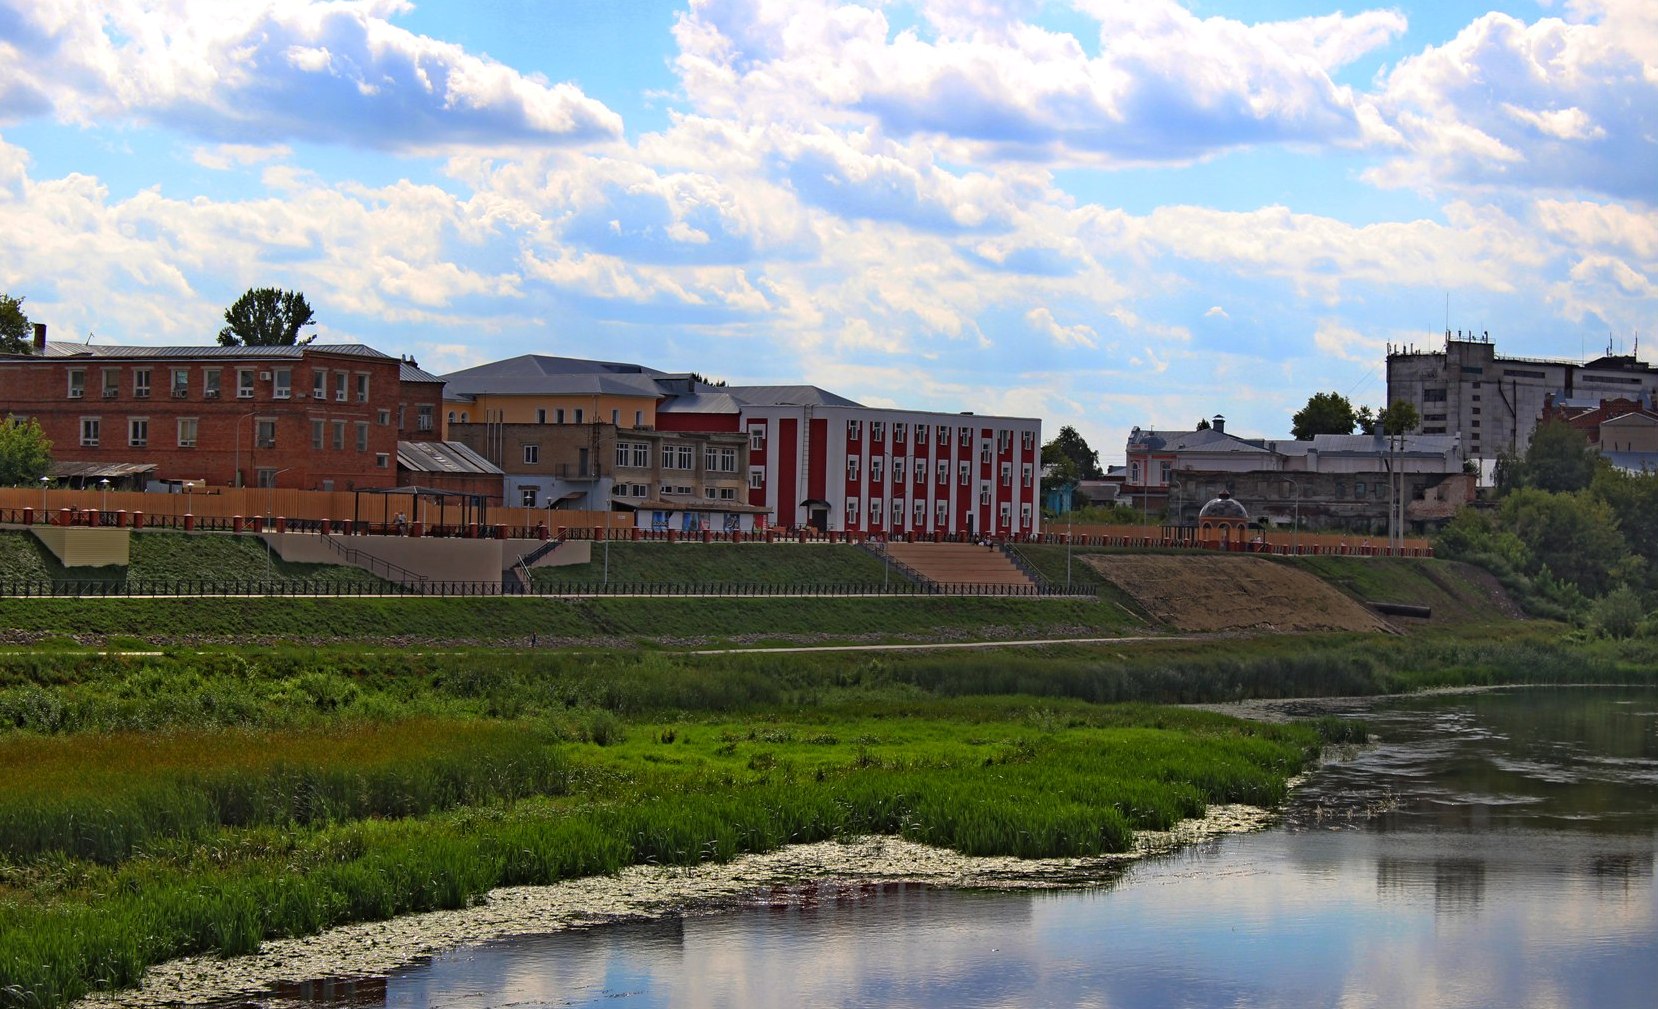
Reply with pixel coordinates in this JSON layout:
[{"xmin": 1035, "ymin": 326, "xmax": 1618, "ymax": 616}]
[
  {"xmin": 1212, "ymin": 414, "xmax": 1225, "ymax": 434},
  {"xmin": 32, "ymin": 323, "xmax": 46, "ymax": 352}
]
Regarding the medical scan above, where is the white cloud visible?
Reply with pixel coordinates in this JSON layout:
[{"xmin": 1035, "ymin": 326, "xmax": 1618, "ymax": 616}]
[
  {"xmin": 1026, "ymin": 306, "xmax": 1097, "ymax": 349},
  {"xmin": 192, "ymin": 143, "xmax": 293, "ymax": 171},
  {"xmin": 0, "ymin": 0, "xmax": 623, "ymax": 149},
  {"xmin": 1205, "ymin": 306, "xmax": 1229, "ymax": 319},
  {"xmin": 1313, "ymin": 319, "xmax": 1385, "ymax": 363}
]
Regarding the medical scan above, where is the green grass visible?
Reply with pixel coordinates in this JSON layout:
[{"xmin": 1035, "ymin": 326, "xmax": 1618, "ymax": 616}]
[
  {"xmin": 0, "ymin": 593, "xmax": 1139, "ymax": 646},
  {"xmin": 0, "ymin": 693, "xmax": 1324, "ymax": 1007},
  {"xmin": 1278, "ymin": 556, "xmax": 1505, "ymax": 623},
  {"xmin": 0, "ymin": 530, "xmax": 388, "ymax": 591},
  {"xmin": 0, "ymin": 532, "xmax": 51, "ymax": 589},
  {"xmin": 530, "ymin": 542, "xmax": 906, "ymax": 589}
]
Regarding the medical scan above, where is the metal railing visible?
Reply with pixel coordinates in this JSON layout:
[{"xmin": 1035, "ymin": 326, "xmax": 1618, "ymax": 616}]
[
  {"xmin": 319, "ymin": 533, "xmax": 429, "ymax": 589},
  {"xmin": 0, "ymin": 577, "xmax": 1083, "ymax": 598}
]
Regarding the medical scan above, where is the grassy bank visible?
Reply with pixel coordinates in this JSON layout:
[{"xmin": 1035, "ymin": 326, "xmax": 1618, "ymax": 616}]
[
  {"xmin": 0, "ymin": 529, "xmax": 387, "ymax": 591},
  {"xmin": 0, "ymin": 680, "xmax": 1322, "ymax": 1007},
  {"xmin": 0, "ymin": 593, "xmax": 1139, "ymax": 646},
  {"xmin": 531, "ymin": 541, "xmax": 906, "ymax": 589}
]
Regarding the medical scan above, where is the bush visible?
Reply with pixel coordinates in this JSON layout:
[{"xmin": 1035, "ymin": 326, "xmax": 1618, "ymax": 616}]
[{"xmin": 1592, "ymin": 586, "xmax": 1645, "ymax": 640}]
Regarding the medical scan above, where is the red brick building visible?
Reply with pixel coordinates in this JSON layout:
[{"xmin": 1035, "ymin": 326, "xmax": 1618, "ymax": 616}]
[{"xmin": 1, "ymin": 330, "xmax": 446, "ymax": 491}]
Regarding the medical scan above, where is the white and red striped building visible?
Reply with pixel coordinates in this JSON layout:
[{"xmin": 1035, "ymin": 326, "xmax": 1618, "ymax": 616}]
[{"xmin": 659, "ymin": 389, "xmax": 1041, "ymax": 537}]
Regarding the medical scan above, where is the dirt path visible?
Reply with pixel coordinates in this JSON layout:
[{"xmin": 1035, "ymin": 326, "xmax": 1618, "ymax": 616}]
[{"xmin": 1082, "ymin": 555, "xmax": 1389, "ymax": 634}]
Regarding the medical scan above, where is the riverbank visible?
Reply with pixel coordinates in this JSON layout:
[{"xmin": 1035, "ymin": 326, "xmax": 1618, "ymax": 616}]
[{"xmin": 79, "ymin": 805, "xmax": 1274, "ymax": 1009}]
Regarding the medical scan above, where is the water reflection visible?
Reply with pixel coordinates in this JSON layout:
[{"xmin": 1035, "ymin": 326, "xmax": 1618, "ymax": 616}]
[{"xmin": 264, "ymin": 688, "xmax": 1658, "ymax": 1009}]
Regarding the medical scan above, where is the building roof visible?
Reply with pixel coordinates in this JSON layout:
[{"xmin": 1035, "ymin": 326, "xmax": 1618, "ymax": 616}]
[
  {"xmin": 1198, "ymin": 493, "xmax": 1249, "ymax": 519},
  {"xmin": 723, "ymin": 384, "xmax": 863, "ymax": 408},
  {"xmin": 440, "ymin": 370, "xmax": 668, "ymax": 399},
  {"xmin": 399, "ymin": 362, "xmax": 444, "ymax": 383},
  {"xmin": 395, "ymin": 440, "xmax": 503, "ymax": 476},
  {"xmin": 1129, "ymin": 428, "xmax": 1271, "ymax": 455},
  {"xmin": 34, "ymin": 341, "xmax": 394, "ymax": 361},
  {"xmin": 1281, "ymin": 433, "xmax": 1462, "ymax": 456},
  {"xmin": 656, "ymin": 392, "xmax": 748, "ymax": 414}
]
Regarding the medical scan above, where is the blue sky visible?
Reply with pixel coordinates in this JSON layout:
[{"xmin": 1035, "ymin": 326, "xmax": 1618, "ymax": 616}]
[{"xmin": 2, "ymin": 0, "xmax": 1653, "ymax": 464}]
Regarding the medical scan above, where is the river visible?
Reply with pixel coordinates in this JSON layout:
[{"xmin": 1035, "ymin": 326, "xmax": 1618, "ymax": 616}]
[{"xmin": 250, "ymin": 687, "xmax": 1658, "ymax": 1009}]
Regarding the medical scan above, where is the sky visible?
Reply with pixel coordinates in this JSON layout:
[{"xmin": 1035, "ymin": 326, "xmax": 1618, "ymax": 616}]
[{"xmin": 1, "ymin": 0, "xmax": 1655, "ymax": 465}]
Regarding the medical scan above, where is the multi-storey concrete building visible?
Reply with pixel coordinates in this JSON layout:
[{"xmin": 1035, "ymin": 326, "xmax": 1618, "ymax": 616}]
[
  {"xmin": 0, "ymin": 326, "xmax": 450, "ymax": 491},
  {"xmin": 443, "ymin": 356, "xmax": 1043, "ymax": 537},
  {"xmin": 1387, "ymin": 333, "xmax": 1658, "ymax": 463}
]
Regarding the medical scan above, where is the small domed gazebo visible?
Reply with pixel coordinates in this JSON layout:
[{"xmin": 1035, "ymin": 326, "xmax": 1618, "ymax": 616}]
[{"xmin": 1197, "ymin": 491, "xmax": 1249, "ymax": 547}]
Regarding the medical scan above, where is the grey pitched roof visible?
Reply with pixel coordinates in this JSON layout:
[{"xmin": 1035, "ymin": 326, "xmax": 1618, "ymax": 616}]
[
  {"xmin": 38, "ymin": 341, "xmax": 393, "ymax": 361},
  {"xmin": 441, "ymin": 353, "xmax": 663, "ymax": 381},
  {"xmin": 400, "ymin": 362, "xmax": 444, "ymax": 383},
  {"xmin": 396, "ymin": 440, "xmax": 503, "ymax": 475},
  {"xmin": 1285, "ymin": 434, "xmax": 1460, "ymax": 456},
  {"xmin": 656, "ymin": 392, "xmax": 747, "ymax": 414},
  {"xmin": 1130, "ymin": 428, "xmax": 1271, "ymax": 454},
  {"xmin": 723, "ymin": 384, "xmax": 862, "ymax": 408},
  {"xmin": 440, "ymin": 370, "xmax": 667, "ymax": 398}
]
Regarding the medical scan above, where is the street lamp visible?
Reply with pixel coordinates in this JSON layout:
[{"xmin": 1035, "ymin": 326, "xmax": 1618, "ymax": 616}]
[
  {"xmin": 39, "ymin": 475, "xmax": 48, "ymax": 518},
  {"xmin": 98, "ymin": 478, "xmax": 110, "ymax": 518},
  {"xmin": 1283, "ymin": 477, "xmax": 1301, "ymax": 555},
  {"xmin": 265, "ymin": 467, "xmax": 293, "ymax": 532}
]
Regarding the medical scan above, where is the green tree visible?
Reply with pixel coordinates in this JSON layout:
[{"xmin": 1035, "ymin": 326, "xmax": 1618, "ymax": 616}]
[
  {"xmin": 0, "ymin": 293, "xmax": 32, "ymax": 355},
  {"xmin": 1044, "ymin": 426, "xmax": 1104, "ymax": 480},
  {"xmin": 0, "ymin": 416, "xmax": 52, "ymax": 485},
  {"xmin": 1377, "ymin": 400, "xmax": 1420, "ymax": 436},
  {"xmin": 1195, "ymin": 417, "xmax": 1211, "ymax": 430},
  {"xmin": 1291, "ymin": 392, "xmax": 1357, "ymax": 440},
  {"xmin": 217, "ymin": 288, "xmax": 317, "ymax": 347},
  {"xmin": 1499, "ymin": 487, "xmax": 1628, "ymax": 596},
  {"xmin": 1520, "ymin": 420, "xmax": 1602, "ymax": 493}
]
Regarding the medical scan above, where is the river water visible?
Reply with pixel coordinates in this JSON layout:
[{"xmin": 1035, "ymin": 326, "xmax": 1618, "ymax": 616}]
[{"xmin": 271, "ymin": 687, "xmax": 1658, "ymax": 1009}]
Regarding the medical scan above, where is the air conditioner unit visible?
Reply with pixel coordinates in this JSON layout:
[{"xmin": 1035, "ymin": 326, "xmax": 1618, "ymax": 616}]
[
  {"xmin": 259, "ymin": 371, "xmax": 272, "ymax": 381},
  {"xmin": 172, "ymin": 390, "xmax": 189, "ymax": 399},
  {"xmin": 295, "ymin": 392, "xmax": 307, "ymax": 400},
  {"xmin": 203, "ymin": 389, "xmax": 220, "ymax": 399}
]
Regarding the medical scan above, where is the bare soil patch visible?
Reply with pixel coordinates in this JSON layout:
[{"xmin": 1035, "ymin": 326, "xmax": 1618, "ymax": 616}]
[{"xmin": 1081, "ymin": 555, "xmax": 1389, "ymax": 634}]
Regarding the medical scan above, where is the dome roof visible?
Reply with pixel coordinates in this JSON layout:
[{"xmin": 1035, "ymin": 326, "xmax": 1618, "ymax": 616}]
[{"xmin": 1198, "ymin": 492, "xmax": 1248, "ymax": 520}]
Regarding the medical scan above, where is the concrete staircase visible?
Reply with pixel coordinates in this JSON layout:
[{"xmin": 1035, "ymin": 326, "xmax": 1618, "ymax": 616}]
[{"xmin": 881, "ymin": 541, "xmax": 1038, "ymax": 591}]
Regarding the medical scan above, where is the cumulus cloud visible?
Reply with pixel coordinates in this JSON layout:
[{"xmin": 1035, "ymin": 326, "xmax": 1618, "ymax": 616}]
[
  {"xmin": 0, "ymin": 0, "xmax": 622, "ymax": 148},
  {"xmin": 1026, "ymin": 306, "xmax": 1098, "ymax": 348},
  {"xmin": 1369, "ymin": 4, "xmax": 1658, "ymax": 201},
  {"xmin": 673, "ymin": 0, "xmax": 1405, "ymax": 165}
]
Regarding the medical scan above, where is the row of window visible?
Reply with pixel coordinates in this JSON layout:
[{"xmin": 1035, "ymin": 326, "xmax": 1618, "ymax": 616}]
[
  {"xmin": 840, "ymin": 420, "xmax": 1036, "ymax": 452},
  {"xmin": 844, "ymin": 497, "xmax": 1034, "ymax": 524},
  {"xmin": 66, "ymin": 366, "xmax": 371, "ymax": 403},
  {"xmin": 846, "ymin": 458, "xmax": 1034, "ymax": 487},
  {"xmin": 75, "ymin": 414, "xmax": 390, "ymax": 456},
  {"xmin": 608, "ymin": 442, "xmax": 742, "ymax": 472},
  {"xmin": 529, "ymin": 407, "xmax": 646, "ymax": 426}
]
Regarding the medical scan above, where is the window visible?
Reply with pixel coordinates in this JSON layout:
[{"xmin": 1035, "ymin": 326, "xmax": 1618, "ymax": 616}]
[
  {"xmin": 750, "ymin": 426, "xmax": 766, "ymax": 450},
  {"xmin": 1000, "ymin": 502, "xmax": 1011, "ymax": 523},
  {"xmin": 869, "ymin": 499, "xmax": 881, "ymax": 519},
  {"xmin": 334, "ymin": 371, "xmax": 347, "ymax": 403},
  {"xmin": 980, "ymin": 442, "xmax": 992, "ymax": 465},
  {"xmin": 1355, "ymin": 481, "xmax": 1367, "ymax": 498},
  {"xmin": 937, "ymin": 425, "xmax": 950, "ymax": 446},
  {"xmin": 171, "ymin": 369, "xmax": 190, "ymax": 398},
  {"xmin": 719, "ymin": 447, "xmax": 738, "ymax": 472},
  {"xmin": 521, "ymin": 487, "xmax": 538, "ymax": 507},
  {"xmin": 355, "ymin": 422, "xmax": 369, "ymax": 452},
  {"xmin": 378, "ymin": 409, "xmax": 391, "ymax": 425},
  {"xmin": 375, "ymin": 453, "xmax": 389, "ymax": 468},
  {"xmin": 80, "ymin": 417, "xmax": 99, "ymax": 446},
  {"xmin": 102, "ymin": 369, "xmax": 119, "ymax": 398},
  {"xmin": 417, "ymin": 405, "xmax": 433, "ymax": 431},
  {"xmin": 255, "ymin": 418, "xmax": 276, "ymax": 449},
  {"xmin": 960, "ymin": 426, "xmax": 971, "ymax": 444},
  {"xmin": 705, "ymin": 487, "xmax": 718, "ymax": 499},
  {"xmin": 635, "ymin": 410, "xmax": 644, "ymax": 427},
  {"xmin": 332, "ymin": 420, "xmax": 346, "ymax": 450},
  {"xmin": 936, "ymin": 500, "xmax": 948, "ymax": 522},
  {"xmin": 524, "ymin": 444, "xmax": 540, "ymax": 464},
  {"xmin": 131, "ymin": 368, "xmax": 150, "ymax": 398},
  {"xmin": 312, "ymin": 420, "xmax": 325, "ymax": 450},
  {"xmin": 847, "ymin": 457, "xmax": 860, "ymax": 480},
  {"xmin": 893, "ymin": 459, "xmax": 905, "ymax": 481},
  {"xmin": 448, "ymin": 411, "xmax": 456, "ymax": 424},
  {"xmin": 980, "ymin": 486, "xmax": 991, "ymax": 505},
  {"xmin": 616, "ymin": 443, "xmax": 632, "ymax": 469},
  {"xmin": 1022, "ymin": 430, "xmax": 1035, "ymax": 451},
  {"xmin": 847, "ymin": 419, "xmax": 862, "ymax": 440},
  {"xmin": 914, "ymin": 500, "xmax": 925, "ymax": 522},
  {"xmin": 1423, "ymin": 389, "xmax": 1447, "ymax": 402},
  {"xmin": 128, "ymin": 418, "xmax": 148, "ymax": 447},
  {"xmin": 68, "ymin": 369, "xmax": 86, "ymax": 399},
  {"xmin": 631, "ymin": 443, "xmax": 649, "ymax": 467},
  {"xmin": 611, "ymin": 409, "xmax": 619, "ymax": 425},
  {"xmin": 556, "ymin": 408, "xmax": 566, "ymax": 424},
  {"xmin": 870, "ymin": 459, "xmax": 883, "ymax": 482},
  {"xmin": 206, "ymin": 370, "xmax": 222, "ymax": 398},
  {"xmin": 749, "ymin": 467, "xmax": 765, "ymax": 488},
  {"xmin": 1000, "ymin": 462, "xmax": 1012, "ymax": 486},
  {"xmin": 664, "ymin": 444, "xmax": 693, "ymax": 469},
  {"xmin": 574, "ymin": 408, "xmax": 584, "ymax": 424},
  {"xmin": 915, "ymin": 424, "xmax": 928, "ymax": 445},
  {"xmin": 1022, "ymin": 464, "xmax": 1033, "ymax": 488},
  {"xmin": 355, "ymin": 374, "xmax": 369, "ymax": 403},
  {"xmin": 893, "ymin": 423, "xmax": 906, "ymax": 443},
  {"xmin": 720, "ymin": 487, "xmax": 736, "ymax": 501},
  {"xmin": 397, "ymin": 406, "xmax": 405, "ymax": 429},
  {"xmin": 256, "ymin": 468, "xmax": 278, "ymax": 489},
  {"xmin": 871, "ymin": 421, "xmax": 885, "ymax": 441},
  {"xmin": 914, "ymin": 463, "xmax": 925, "ymax": 486},
  {"xmin": 959, "ymin": 462, "xmax": 970, "ymax": 486},
  {"xmin": 237, "ymin": 369, "xmax": 255, "ymax": 399},
  {"xmin": 1021, "ymin": 503, "xmax": 1032, "ymax": 526},
  {"xmin": 997, "ymin": 429, "xmax": 1010, "ymax": 451},
  {"xmin": 537, "ymin": 409, "xmax": 547, "ymax": 424},
  {"xmin": 1472, "ymin": 407, "xmax": 1481, "ymax": 415},
  {"xmin": 177, "ymin": 418, "xmax": 198, "ymax": 448},
  {"xmin": 273, "ymin": 368, "xmax": 291, "ymax": 399},
  {"xmin": 892, "ymin": 501, "xmax": 903, "ymax": 522},
  {"xmin": 705, "ymin": 447, "xmax": 719, "ymax": 471},
  {"xmin": 846, "ymin": 496, "xmax": 859, "ymax": 519},
  {"xmin": 937, "ymin": 460, "xmax": 948, "ymax": 484}
]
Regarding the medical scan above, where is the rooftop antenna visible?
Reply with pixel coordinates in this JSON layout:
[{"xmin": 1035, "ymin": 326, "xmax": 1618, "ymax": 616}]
[{"xmin": 84, "ymin": 330, "xmax": 94, "ymax": 344}]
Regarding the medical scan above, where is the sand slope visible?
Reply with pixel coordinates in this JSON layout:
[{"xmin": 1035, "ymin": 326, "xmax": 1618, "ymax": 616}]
[{"xmin": 1083, "ymin": 555, "xmax": 1389, "ymax": 633}]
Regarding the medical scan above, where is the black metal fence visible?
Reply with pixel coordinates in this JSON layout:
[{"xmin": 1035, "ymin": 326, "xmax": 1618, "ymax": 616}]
[{"xmin": 0, "ymin": 578, "xmax": 1086, "ymax": 599}]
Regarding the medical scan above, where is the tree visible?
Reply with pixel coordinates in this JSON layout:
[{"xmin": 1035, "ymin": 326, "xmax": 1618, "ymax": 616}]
[
  {"xmin": 217, "ymin": 288, "xmax": 317, "ymax": 347},
  {"xmin": 1500, "ymin": 487, "xmax": 1628, "ymax": 596},
  {"xmin": 0, "ymin": 416, "xmax": 52, "ymax": 485},
  {"xmin": 1291, "ymin": 392, "xmax": 1357, "ymax": 440},
  {"xmin": 1377, "ymin": 400, "xmax": 1420, "ymax": 436},
  {"xmin": 0, "ymin": 293, "xmax": 32, "ymax": 355},
  {"xmin": 1195, "ymin": 417, "xmax": 1211, "ymax": 431},
  {"xmin": 1044, "ymin": 426, "xmax": 1104, "ymax": 480},
  {"xmin": 1520, "ymin": 420, "xmax": 1602, "ymax": 494}
]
